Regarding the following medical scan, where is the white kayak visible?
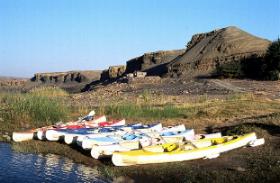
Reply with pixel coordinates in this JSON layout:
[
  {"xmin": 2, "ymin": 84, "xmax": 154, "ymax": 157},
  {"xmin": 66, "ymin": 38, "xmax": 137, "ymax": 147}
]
[
  {"xmin": 45, "ymin": 117, "xmax": 127, "ymax": 142},
  {"xmin": 36, "ymin": 115, "xmax": 107, "ymax": 140},
  {"xmin": 84, "ymin": 126, "xmax": 191, "ymax": 151},
  {"xmin": 80, "ymin": 123, "xmax": 163, "ymax": 149},
  {"xmin": 64, "ymin": 122, "xmax": 142, "ymax": 145},
  {"xmin": 12, "ymin": 130, "xmax": 36, "ymax": 142}
]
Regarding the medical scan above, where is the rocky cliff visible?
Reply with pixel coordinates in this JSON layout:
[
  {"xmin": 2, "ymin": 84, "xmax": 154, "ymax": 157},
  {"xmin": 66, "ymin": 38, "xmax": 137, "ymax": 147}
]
[
  {"xmin": 126, "ymin": 49, "xmax": 185, "ymax": 76},
  {"xmin": 0, "ymin": 77, "xmax": 27, "ymax": 87},
  {"xmin": 100, "ymin": 65, "xmax": 126, "ymax": 81},
  {"xmin": 31, "ymin": 70, "xmax": 101, "ymax": 83},
  {"xmin": 166, "ymin": 26, "xmax": 271, "ymax": 78}
]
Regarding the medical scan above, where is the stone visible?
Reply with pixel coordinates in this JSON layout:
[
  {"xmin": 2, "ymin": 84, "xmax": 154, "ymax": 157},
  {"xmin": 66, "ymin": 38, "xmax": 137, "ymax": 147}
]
[{"xmin": 133, "ymin": 71, "xmax": 147, "ymax": 78}]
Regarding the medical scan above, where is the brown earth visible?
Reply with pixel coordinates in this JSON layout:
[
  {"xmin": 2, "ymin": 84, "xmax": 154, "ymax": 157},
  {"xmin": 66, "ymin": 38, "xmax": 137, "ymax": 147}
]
[{"xmin": 72, "ymin": 78, "xmax": 280, "ymax": 107}]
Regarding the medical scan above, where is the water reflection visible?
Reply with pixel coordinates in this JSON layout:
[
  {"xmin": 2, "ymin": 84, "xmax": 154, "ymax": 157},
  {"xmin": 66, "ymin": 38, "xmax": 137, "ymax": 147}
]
[{"xmin": 0, "ymin": 143, "xmax": 108, "ymax": 183}]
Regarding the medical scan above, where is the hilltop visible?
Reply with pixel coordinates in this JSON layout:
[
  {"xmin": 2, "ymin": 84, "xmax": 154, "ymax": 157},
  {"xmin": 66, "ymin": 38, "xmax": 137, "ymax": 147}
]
[{"xmin": 167, "ymin": 26, "xmax": 271, "ymax": 78}]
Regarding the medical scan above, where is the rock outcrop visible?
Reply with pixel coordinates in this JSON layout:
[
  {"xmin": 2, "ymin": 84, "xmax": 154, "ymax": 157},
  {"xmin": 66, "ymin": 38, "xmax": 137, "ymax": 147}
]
[
  {"xmin": 100, "ymin": 65, "xmax": 126, "ymax": 81},
  {"xmin": 126, "ymin": 49, "xmax": 185, "ymax": 76},
  {"xmin": 166, "ymin": 26, "xmax": 271, "ymax": 78},
  {"xmin": 0, "ymin": 78, "xmax": 27, "ymax": 87},
  {"xmin": 31, "ymin": 71, "xmax": 101, "ymax": 83}
]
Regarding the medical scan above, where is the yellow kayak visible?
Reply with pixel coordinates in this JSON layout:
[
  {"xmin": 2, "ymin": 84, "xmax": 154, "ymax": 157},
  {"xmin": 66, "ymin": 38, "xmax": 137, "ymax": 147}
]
[{"xmin": 112, "ymin": 132, "xmax": 264, "ymax": 166}]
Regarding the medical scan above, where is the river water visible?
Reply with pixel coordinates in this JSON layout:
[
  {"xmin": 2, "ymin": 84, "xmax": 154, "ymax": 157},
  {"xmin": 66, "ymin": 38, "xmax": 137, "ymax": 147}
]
[{"xmin": 0, "ymin": 143, "xmax": 108, "ymax": 183}]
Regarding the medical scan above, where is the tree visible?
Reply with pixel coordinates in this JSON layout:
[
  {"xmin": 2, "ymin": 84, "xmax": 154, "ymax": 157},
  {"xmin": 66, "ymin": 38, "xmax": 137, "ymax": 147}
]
[{"xmin": 265, "ymin": 39, "xmax": 280, "ymax": 80}]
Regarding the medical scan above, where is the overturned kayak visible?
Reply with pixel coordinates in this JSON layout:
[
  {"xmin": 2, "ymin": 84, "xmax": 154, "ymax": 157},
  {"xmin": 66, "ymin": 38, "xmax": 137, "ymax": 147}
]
[
  {"xmin": 12, "ymin": 130, "xmax": 36, "ymax": 142},
  {"xmin": 112, "ymin": 132, "xmax": 265, "ymax": 166}
]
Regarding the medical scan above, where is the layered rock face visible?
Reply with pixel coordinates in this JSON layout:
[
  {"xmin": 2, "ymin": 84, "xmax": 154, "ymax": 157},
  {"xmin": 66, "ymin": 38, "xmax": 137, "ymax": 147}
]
[
  {"xmin": 100, "ymin": 65, "xmax": 126, "ymax": 81},
  {"xmin": 31, "ymin": 71, "xmax": 101, "ymax": 83},
  {"xmin": 166, "ymin": 26, "xmax": 271, "ymax": 77},
  {"xmin": 126, "ymin": 49, "xmax": 185, "ymax": 76}
]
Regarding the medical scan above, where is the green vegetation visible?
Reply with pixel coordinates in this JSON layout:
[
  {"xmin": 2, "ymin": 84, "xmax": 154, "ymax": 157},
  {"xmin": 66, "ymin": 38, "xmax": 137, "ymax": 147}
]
[
  {"xmin": 97, "ymin": 93, "xmax": 280, "ymax": 126},
  {"xmin": 101, "ymin": 104, "xmax": 187, "ymax": 120},
  {"xmin": 0, "ymin": 87, "xmax": 70, "ymax": 132},
  {"xmin": 1, "ymin": 89, "xmax": 280, "ymax": 132}
]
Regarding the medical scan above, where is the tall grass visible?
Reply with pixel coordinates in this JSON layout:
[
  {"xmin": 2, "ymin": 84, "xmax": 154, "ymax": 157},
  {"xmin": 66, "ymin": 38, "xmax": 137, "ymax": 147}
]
[
  {"xmin": 94, "ymin": 93, "xmax": 280, "ymax": 123},
  {"xmin": 0, "ymin": 87, "xmax": 70, "ymax": 131},
  {"xmin": 29, "ymin": 86, "xmax": 69, "ymax": 97},
  {"xmin": 102, "ymin": 104, "xmax": 188, "ymax": 120}
]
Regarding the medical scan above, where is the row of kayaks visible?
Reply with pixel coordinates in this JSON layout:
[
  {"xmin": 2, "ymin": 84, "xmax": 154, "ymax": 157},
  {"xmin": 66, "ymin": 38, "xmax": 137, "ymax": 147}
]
[{"xmin": 12, "ymin": 111, "xmax": 265, "ymax": 166}]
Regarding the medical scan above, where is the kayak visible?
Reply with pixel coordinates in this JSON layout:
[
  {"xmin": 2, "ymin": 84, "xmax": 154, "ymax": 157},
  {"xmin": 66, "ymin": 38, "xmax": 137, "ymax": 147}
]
[
  {"xmin": 90, "ymin": 132, "xmax": 220, "ymax": 159},
  {"xmin": 64, "ymin": 122, "xmax": 141, "ymax": 145},
  {"xmin": 83, "ymin": 125, "xmax": 191, "ymax": 150},
  {"xmin": 112, "ymin": 132, "xmax": 265, "ymax": 166},
  {"xmin": 80, "ymin": 123, "xmax": 163, "ymax": 149},
  {"xmin": 45, "ymin": 118, "xmax": 125, "ymax": 142},
  {"xmin": 12, "ymin": 130, "xmax": 36, "ymax": 142},
  {"xmin": 36, "ymin": 115, "xmax": 106, "ymax": 140},
  {"xmin": 98, "ymin": 119, "xmax": 126, "ymax": 127},
  {"xmin": 81, "ymin": 123, "xmax": 179, "ymax": 149}
]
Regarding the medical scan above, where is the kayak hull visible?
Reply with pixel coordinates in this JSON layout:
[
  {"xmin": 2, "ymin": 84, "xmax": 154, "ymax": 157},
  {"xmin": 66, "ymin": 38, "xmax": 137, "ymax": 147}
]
[
  {"xmin": 12, "ymin": 130, "xmax": 35, "ymax": 142},
  {"xmin": 112, "ymin": 133, "xmax": 260, "ymax": 166}
]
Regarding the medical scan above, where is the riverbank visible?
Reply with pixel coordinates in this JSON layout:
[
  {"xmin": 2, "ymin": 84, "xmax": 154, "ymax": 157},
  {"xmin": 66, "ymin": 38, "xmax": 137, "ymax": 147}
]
[
  {"xmin": 8, "ymin": 123, "xmax": 280, "ymax": 183},
  {"xmin": 1, "ymin": 86, "xmax": 280, "ymax": 182}
]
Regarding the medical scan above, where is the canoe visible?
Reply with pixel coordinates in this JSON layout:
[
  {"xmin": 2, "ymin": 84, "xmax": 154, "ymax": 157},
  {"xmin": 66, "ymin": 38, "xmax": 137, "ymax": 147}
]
[
  {"xmin": 112, "ymin": 132, "xmax": 264, "ymax": 166},
  {"xmin": 12, "ymin": 130, "xmax": 36, "ymax": 142},
  {"xmin": 90, "ymin": 132, "xmax": 218, "ymax": 159},
  {"xmin": 36, "ymin": 115, "xmax": 106, "ymax": 140}
]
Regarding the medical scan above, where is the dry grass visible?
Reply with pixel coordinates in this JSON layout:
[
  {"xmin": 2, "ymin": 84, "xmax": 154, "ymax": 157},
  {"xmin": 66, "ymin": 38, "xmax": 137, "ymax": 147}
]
[{"xmin": 29, "ymin": 86, "xmax": 69, "ymax": 97}]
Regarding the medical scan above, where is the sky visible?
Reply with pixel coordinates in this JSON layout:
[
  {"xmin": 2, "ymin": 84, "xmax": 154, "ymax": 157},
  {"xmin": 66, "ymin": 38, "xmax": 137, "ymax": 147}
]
[{"xmin": 0, "ymin": 0, "xmax": 279, "ymax": 77}]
